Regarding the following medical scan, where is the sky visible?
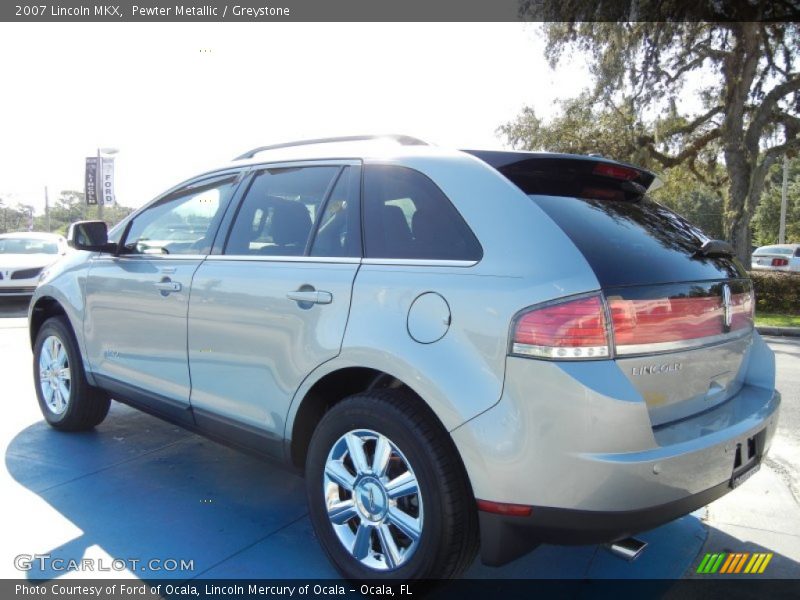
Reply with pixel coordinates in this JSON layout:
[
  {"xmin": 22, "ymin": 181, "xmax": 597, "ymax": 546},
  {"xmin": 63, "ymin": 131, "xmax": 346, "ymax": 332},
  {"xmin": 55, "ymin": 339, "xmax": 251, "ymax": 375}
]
[{"xmin": 0, "ymin": 23, "xmax": 593, "ymax": 214}]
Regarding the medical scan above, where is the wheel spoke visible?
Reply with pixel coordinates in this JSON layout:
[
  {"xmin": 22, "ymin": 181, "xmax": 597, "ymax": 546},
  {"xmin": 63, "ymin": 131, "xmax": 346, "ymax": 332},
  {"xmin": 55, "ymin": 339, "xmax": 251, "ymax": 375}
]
[
  {"xmin": 386, "ymin": 506, "xmax": 421, "ymax": 542},
  {"xmin": 58, "ymin": 381, "xmax": 70, "ymax": 404},
  {"xmin": 345, "ymin": 433, "xmax": 370, "ymax": 475},
  {"xmin": 58, "ymin": 367, "xmax": 71, "ymax": 381},
  {"xmin": 372, "ymin": 434, "xmax": 391, "ymax": 477},
  {"xmin": 376, "ymin": 523, "xmax": 401, "ymax": 569},
  {"xmin": 327, "ymin": 499, "xmax": 358, "ymax": 525},
  {"xmin": 52, "ymin": 386, "xmax": 64, "ymax": 412},
  {"xmin": 386, "ymin": 470, "xmax": 418, "ymax": 499},
  {"xmin": 42, "ymin": 381, "xmax": 54, "ymax": 403},
  {"xmin": 325, "ymin": 461, "xmax": 356, "ymax": 491},
  {"xmin": 351, "ymin": 523, "xmax": 372, "ymax": 560}
]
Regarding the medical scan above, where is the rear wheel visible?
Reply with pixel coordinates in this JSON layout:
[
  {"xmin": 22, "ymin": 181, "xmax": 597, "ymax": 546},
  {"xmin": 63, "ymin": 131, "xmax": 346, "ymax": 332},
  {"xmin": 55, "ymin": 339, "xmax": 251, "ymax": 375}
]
[
  {"xmin": 305, "ymin": 389, "xmax": 478, "ymax": 580},
  {"xmin": 33, "ymin": 316, "xmax": 110, "ymax": 431}
]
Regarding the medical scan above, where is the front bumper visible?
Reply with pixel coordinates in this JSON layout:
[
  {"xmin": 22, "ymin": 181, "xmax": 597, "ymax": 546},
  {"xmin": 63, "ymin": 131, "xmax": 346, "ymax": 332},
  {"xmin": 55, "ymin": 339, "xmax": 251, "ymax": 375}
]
[{"xmin": 451, "ymin": 335, "xmax": 780, "ymax": 566}]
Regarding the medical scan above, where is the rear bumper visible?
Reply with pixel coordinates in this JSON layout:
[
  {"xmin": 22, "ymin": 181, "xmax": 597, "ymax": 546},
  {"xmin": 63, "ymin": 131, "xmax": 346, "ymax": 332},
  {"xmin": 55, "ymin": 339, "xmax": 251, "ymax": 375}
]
[
  {"xmin": 451, "ymin": 334, "xmax": 780, "ymax": 565},
  {"xmin": 479, "ymin": 479, "xmax": 732, "ymax": 566}
]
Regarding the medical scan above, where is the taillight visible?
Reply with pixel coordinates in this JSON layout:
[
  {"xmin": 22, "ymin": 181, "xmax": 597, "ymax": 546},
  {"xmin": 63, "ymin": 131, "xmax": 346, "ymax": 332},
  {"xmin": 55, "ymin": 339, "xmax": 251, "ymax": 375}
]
[
  {"xmin": 772, "ymin": 257, "xmax": 788, "ymax": 266},
  {"xmin": 511, "ymin": 285, "xmax": 754, "ymax": 360},
  {"xmin": 511, "ymin": 295, "xmax": 610, "ymax": 359}
]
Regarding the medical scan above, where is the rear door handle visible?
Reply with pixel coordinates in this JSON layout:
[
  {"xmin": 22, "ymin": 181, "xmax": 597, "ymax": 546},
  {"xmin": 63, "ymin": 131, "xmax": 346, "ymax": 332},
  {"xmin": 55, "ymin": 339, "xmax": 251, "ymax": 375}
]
[
  {"xmin": 154, "ymin": 281, "xmax": 182, "ymax": 293},
  {"xmin": 287, "ymin": 290, "xmax": 332, "ymax": 305}
]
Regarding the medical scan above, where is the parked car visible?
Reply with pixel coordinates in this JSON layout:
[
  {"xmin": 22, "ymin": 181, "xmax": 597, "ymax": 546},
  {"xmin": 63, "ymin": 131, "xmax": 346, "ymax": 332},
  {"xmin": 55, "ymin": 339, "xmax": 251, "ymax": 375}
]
[
  {"xmin": 751, "ymin": 243, "xmax": 800, "ymax": 272},
  {"xmin": 29, "ymin": 135, "xmax": 780, "ymax": 580},
  {"xmin": 0, "ymin": 231, "xmax": 67, "ymax": 297}
]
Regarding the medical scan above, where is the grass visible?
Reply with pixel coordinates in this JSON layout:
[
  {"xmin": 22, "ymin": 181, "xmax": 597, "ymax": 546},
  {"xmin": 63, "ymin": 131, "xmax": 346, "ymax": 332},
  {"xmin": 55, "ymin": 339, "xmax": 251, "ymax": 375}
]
[{"xmin": 755, "ymin": 313, "xmax": 800, "ymax": 328}]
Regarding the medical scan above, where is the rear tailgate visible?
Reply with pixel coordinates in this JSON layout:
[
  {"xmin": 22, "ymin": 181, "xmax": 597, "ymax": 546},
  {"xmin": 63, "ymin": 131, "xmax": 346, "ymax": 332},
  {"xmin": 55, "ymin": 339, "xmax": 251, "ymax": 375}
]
[{"xmin": 470, "ymin": 151, "xmax": 755, "ymax": 426}]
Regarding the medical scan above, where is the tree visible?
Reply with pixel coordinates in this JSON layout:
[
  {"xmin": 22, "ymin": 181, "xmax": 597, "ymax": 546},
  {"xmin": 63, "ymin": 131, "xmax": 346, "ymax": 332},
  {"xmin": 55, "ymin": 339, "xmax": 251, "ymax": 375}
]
[
  {"xmin": 512, "ymin": 6, "xmax": 800, "ymax": 263},
  {"xmin": 500, "ymin": 95, "xmax": 726, "ymax": 239}
]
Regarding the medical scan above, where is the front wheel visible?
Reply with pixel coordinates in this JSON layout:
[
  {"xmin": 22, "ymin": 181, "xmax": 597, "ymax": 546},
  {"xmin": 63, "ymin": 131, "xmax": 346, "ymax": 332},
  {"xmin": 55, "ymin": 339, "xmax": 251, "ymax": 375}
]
[
  {"xmin": 305, "ymin": 389, "xmax": 478, "ymax": 580},
  {"xmin": 33, "ymin": 316, "xmax": 110, "ymax": 431}
]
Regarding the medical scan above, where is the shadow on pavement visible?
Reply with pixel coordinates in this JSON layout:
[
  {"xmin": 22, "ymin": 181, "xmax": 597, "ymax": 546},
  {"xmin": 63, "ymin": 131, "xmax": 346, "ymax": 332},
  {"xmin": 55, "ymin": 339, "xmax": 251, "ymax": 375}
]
[{"xmin": 7, "ymin": 402, "xmax": 795, "ymax": 583}]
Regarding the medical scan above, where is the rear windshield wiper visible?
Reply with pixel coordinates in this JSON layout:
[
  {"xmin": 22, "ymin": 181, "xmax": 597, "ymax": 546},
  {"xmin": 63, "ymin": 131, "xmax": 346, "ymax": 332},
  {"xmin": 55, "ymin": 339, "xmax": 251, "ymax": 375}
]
[{"xmin": 696, "ymin": 239, "xmax": 735, "ymax": 258}]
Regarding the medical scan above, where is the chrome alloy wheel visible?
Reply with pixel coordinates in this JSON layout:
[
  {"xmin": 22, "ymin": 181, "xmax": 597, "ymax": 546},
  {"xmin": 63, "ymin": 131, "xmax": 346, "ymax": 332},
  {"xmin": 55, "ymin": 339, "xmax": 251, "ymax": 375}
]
[
  {"xmin": 323, "ymin": 429, "xmax": 423, "ymax": 571},
  {"xmin": 38, "ymin": 335, "xmax": 71, "ymax": 415}
]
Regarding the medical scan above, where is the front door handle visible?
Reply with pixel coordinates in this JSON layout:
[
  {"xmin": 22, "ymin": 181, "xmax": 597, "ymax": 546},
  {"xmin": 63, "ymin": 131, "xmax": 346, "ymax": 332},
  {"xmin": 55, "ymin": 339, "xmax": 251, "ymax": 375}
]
[
  {"xmin": 287, "ymin": 290, "xmax": 333, "ymax": 305},
  {"xmin": 154, "ymin": 280, "xmax": 182, "ymax": 293}
]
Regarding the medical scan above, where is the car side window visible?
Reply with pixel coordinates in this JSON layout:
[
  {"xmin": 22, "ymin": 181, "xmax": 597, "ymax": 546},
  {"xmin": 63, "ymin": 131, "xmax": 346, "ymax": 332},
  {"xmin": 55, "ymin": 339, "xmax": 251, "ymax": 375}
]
[
  {"xmin": 310, "ymin": 167, "xmax": 361, "ymax": 258},
  {"xmin": 122, "ymin": 178, "xmax": 235, "ymax": 255},
  {"xmin": 363, "ymin": 165, "xmax": 482, "ymax": 261},
  {"xmin": 224, "ymin": 166, "xmax": 339, "ymax": 256}
]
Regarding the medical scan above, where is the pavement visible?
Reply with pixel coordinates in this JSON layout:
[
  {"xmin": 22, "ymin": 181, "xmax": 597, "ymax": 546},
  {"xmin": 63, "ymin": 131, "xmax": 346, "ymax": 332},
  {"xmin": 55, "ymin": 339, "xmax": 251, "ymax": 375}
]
[{"xmin": 0, "ymin": 296, "xmax": 798, "ymax": 584}]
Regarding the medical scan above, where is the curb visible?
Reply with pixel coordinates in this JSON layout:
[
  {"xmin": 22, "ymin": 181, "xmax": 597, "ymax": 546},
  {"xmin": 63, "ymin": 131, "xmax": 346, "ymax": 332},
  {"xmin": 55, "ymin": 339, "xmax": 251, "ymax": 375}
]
[{"xmin": 757, "ymin": 326, "xmax": 800, "ymax": 337}]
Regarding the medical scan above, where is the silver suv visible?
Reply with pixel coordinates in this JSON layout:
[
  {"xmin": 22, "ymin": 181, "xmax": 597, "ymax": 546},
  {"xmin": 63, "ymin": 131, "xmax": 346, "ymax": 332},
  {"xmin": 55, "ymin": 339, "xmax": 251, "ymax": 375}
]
[{"xmin": 29, "ymin": 135, "xmax": 780, "ymax": 579}]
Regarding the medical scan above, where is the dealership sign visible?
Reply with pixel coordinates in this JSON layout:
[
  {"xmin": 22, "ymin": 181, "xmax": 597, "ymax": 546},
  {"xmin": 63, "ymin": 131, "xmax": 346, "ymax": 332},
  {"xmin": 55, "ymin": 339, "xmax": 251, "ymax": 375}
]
[{"xmin": 84, "ymin": 156, "xmax": 116, "ymax": 206}]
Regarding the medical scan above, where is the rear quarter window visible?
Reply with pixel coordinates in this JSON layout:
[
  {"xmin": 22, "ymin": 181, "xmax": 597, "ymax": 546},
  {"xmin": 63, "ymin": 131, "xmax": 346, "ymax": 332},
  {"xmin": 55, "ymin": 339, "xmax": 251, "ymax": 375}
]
[{"xmin": 362, "ymin": 165, "xmax": 482, "ymax": 261}]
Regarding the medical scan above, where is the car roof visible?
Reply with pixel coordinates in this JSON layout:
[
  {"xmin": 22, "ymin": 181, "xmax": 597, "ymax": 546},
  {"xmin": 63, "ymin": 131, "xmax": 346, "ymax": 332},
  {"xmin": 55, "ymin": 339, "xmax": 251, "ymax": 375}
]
[{"xmin": 212, "ymin": 136, "xmax": 648, "ymax": 173}]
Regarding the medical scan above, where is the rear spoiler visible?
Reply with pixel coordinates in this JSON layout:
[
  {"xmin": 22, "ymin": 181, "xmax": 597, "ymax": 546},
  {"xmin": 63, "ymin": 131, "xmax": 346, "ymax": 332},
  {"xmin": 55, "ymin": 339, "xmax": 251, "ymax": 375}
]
[{"xmin": 463, "ymin": 150, "xmax": 660, "ymax": 198}]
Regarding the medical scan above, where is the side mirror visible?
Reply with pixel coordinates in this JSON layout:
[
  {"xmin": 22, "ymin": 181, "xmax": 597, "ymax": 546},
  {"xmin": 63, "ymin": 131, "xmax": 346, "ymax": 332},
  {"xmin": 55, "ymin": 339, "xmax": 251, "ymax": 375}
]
[{"xmin": 67, "ymin": 221, "xmax": 116, "ymax": 253}]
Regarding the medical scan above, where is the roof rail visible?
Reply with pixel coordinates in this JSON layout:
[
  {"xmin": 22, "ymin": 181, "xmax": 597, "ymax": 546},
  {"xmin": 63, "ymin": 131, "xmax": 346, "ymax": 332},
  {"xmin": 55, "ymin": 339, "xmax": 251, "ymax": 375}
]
[{"xmin": 233, "ymin": 134, "xmax": 428, "ymax": 161}]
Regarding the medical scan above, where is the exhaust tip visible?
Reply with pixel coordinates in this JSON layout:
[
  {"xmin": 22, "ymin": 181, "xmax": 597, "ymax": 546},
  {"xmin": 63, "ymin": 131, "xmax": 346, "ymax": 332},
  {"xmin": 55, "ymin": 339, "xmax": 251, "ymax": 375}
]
[{"xmin": 606, "ymin": 537, "xmax": 648, "ymax": 561}]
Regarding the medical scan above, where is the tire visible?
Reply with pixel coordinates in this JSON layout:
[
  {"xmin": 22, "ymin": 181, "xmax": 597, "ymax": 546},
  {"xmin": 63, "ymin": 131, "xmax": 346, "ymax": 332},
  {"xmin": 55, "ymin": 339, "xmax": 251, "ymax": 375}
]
[
  {"xmin": 33, "ymin": 316, "xmax": 110, "ymax": 431},
  {"xmin": 305, "ymin": 389, "xmax": 479, "ymax": 580}
]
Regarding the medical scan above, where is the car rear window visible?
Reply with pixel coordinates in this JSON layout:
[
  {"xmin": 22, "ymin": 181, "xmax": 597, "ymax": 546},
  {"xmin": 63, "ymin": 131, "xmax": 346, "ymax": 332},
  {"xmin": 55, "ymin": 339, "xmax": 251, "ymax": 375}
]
[
  {"xmin": 754, "ymin": 246, "xmax": 793, "ymax": 256},
  {"xmin": 468, "ymin": 153, "xmax": 746, "ymax": 286},
  {"xmin": 529, "ymin": 195, "xmax": 745, "ymax": 286}
]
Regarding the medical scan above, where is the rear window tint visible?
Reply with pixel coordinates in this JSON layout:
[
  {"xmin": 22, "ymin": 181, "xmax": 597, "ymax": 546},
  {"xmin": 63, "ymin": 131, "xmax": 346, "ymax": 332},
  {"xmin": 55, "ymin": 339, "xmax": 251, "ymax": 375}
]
[
  {"xmin": 530, "ymin": 195, "xmax": 745, "ymax": 287},
  {"xmin": 363, "ymin": 165, "xmax": 482, "ymax": 261}
]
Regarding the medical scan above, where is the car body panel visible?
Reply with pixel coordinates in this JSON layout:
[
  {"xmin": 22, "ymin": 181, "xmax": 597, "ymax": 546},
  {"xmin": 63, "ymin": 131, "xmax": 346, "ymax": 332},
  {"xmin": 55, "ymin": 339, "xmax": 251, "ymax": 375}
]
[
  {"xmin": 451, "ymin": 330, "xmax": 778, "ymax": 510},
  {"xmin": 83, "ymin": 254, "xmax": 203, "ymax": 404},
  {"xmin": 188, "ymin": 257, "xmax": 360, "ymax": 447}
]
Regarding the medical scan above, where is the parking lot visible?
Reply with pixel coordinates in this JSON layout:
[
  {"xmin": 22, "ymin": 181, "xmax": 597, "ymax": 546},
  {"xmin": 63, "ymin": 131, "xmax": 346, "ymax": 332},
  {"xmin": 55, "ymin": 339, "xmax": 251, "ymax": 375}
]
[{"xmin": 1, "ymin": 296, "xmax": 798, "ymax": 582}]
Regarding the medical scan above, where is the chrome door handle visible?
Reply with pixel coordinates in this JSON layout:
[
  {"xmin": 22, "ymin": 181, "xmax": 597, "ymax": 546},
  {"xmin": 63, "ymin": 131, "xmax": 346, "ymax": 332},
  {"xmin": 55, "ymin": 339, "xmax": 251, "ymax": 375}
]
[
  {"xmin": 154, "ymin": 281, "xmax": 182, "ymax": 292},
  {"xmin": 286, "ymin": 290, "xmax": 332, "ymax": 305}
]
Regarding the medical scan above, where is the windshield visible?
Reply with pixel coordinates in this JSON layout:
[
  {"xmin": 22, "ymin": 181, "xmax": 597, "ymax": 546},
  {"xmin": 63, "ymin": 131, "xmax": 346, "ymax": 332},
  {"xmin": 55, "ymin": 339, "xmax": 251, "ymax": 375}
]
[{"xmin": 0, "ymin": 238, "xmax": 60, "ymax": 255}]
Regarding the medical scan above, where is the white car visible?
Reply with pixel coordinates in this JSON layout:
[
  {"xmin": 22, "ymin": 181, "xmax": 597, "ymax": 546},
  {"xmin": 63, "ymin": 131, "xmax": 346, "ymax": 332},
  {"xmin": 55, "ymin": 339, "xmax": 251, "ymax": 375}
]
[
  {"xmin": 0, "ymin": 232, "xmax": 68, "ymax": 297},
  {"xmin": 751, "ymin": 243, "xmax": 800, "ymax": 272}
]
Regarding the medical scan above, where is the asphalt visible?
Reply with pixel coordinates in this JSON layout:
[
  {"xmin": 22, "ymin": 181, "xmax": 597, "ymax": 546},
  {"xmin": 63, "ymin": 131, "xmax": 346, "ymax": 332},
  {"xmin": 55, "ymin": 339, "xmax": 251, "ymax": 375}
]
[{"xmin": 0, "ymin": 296, "xmax": 797, "ymax": 584}]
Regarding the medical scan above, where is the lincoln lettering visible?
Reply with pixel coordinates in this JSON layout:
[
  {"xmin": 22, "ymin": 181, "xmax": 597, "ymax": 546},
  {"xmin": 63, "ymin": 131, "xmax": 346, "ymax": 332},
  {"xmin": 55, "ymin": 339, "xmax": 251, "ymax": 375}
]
[{"xmin": 631, "ymin": 363, "xmax": 683, "ymax": 376}]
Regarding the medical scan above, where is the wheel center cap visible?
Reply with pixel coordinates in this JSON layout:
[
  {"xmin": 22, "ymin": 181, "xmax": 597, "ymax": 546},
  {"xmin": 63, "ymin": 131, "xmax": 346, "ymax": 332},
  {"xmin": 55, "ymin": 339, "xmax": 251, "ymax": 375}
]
[{"xmin": 355, "ymin": 477, "xmax": 388, "ymax": 522}]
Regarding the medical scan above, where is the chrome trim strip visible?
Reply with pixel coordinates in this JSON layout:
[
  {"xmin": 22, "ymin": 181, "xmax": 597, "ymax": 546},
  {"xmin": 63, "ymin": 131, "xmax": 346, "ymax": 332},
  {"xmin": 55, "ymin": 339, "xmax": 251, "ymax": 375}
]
[
  {"xmin": 361, "ymin": 258, "xmax": 478, "ymax": 268},
  {"xmin": 615, "ymin": 326, "xmax": 753, "ymax": 357},
  {"xmin": 204, "ymin": 255, "xmax": 361, "ymax": 264},
  {"xmin": 511, "ymin": 342, "xmax": 610, "ymax": 360}
]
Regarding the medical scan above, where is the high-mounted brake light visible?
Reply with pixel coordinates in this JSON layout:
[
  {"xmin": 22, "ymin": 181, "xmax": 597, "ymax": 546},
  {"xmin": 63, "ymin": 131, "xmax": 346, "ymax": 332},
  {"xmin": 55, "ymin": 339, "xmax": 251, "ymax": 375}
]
[
  {"xmin": 511, "ymin": 295, "xmax": 610, "ymax": 360},
  {"xmin": 592, "ymin": 162, "xmax": 640, "ymax": 181}
]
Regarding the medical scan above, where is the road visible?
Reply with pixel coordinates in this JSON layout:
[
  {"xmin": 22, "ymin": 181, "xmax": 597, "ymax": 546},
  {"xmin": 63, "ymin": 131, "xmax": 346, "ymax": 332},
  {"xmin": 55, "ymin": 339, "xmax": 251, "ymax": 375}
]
[{"xmin": 0, "ymin": 296, "xmax": 797, "ymax": 582}]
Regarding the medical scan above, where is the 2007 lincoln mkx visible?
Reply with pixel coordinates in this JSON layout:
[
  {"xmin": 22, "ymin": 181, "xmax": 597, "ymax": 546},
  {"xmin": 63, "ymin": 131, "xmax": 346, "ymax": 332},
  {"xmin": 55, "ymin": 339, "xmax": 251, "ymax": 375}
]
[{"xmin": 29, "ymin": 135, "xmax": 779, "ymax": 579}]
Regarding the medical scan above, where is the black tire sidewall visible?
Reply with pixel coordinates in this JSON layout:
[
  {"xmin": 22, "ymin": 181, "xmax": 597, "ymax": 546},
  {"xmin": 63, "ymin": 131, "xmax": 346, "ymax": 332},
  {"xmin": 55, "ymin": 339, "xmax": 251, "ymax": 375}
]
[
  {"xmin": 33, "ymin": 317, "xmax": 84, "ymax": 427},
  {"xmin": 306, "ymin": 396, "xmax": 446, "ymax": 580}
]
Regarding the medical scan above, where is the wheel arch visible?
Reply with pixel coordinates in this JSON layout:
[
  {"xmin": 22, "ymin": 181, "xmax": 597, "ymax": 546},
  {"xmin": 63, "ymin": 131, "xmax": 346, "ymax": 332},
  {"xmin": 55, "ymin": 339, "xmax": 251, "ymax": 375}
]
[{"xmin": 29, "ymin": 296, "xmax": 69, "ymax": 348}]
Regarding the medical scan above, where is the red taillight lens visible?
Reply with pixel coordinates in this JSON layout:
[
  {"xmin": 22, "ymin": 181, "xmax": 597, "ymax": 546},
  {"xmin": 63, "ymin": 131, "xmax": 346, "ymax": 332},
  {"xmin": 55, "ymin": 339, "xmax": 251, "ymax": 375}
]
[
  {"xmin": 772, "ymin": 257, "xmax": 788, "ymax": 266},
  {"xmin": 511, "ymin": 295, "xmax": 609, "ymax": 359},
  {"xmin": 512, "ymin": 286, "xmax": 753, "ymax": 360},
  {"xmin": 477, "ymin": 499, "xmax": 533, "ymax": 517},
  {"xmin": 592, "ymin": 162, "xmax": 640, "ymax": 181},
  {"xmin": 730, "ymin": 291, "xmax": 754, "ymax": 332},
  {"xmin": 609, "ymin": 296, "xmax": 722, "ymax": 349}
]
